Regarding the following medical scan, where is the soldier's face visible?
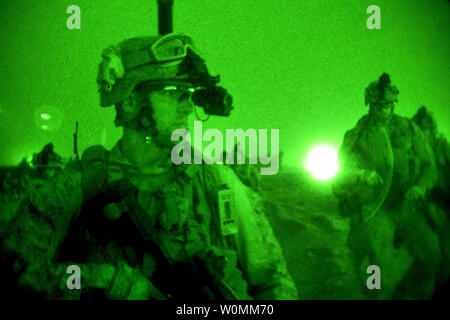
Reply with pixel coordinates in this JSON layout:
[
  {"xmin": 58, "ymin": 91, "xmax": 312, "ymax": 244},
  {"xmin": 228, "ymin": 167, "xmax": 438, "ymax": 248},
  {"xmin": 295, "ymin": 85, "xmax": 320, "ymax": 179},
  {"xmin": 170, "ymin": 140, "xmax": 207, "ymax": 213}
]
[
  {"xmin": 148, "ymin": 88, "xmax": 193, "ymax": 146},
  {"xmin": 44, "ymin": 168, "xmax": 56, "ymax": 178},
  {"xmin": 371, "ymin": 101, "xmax": 394, "ymax": 120}
]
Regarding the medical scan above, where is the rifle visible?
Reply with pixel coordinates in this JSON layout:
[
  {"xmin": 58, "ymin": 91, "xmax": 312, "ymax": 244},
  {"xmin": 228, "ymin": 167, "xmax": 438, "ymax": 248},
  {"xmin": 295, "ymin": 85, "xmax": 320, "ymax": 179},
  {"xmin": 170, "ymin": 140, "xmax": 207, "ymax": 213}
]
[
  {"xmin": 73, "ymin": 121, "xmax": 79, "ymax": 161},
  {"xmin": 157, "ymin": 0, "xmax": 173, "ymax": 35},
  {"xmin": 158, "ymin": 250, "xmax": 241, "ymax": 300}
]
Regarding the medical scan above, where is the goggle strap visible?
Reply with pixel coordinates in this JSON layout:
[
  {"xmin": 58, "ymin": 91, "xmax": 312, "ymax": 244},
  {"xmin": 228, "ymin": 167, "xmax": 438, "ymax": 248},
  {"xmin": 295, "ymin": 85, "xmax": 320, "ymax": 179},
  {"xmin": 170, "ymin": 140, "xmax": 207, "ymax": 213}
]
[{"xmin": 122, "ymin": 50, "xmax": 186, "ymax": 71}]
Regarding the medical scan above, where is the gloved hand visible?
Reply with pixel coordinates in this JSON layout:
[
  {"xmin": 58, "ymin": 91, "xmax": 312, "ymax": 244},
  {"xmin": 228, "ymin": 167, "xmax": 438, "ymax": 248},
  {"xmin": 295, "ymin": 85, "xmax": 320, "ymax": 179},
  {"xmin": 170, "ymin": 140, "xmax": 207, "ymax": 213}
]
[
  {"xmin": 357, "ymin": 169, "xmax": 383, "ymax": 186},
  {"xmin": 57, "ymin": 262, "xmax": 166, "ymax": 300},
  {"xmin": 405, "ymin": 185, "xmax": 425, "ymax": 202},
  {"xmin": 107, "ymin": 261, "xmax": 166, "ymax": 300}
]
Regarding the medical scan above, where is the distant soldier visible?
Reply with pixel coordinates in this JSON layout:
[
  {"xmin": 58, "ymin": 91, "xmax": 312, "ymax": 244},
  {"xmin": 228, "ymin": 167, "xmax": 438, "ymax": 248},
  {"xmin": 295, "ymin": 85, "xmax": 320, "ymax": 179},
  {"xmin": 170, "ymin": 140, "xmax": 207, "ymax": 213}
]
[
  {"xmin": 31, "ymin": 143, "xmax": 64, "ymax": 181},
  {"xmin": 332, "ymin": 73, "xmax": 440, "ymax": 299},
  {"xmin": 412, "ymin": 106, "xmax": 450, "ymax": 288},
  {"xmin": 412, "ymin": 106, "xmax": 450, "ymax": 203}
]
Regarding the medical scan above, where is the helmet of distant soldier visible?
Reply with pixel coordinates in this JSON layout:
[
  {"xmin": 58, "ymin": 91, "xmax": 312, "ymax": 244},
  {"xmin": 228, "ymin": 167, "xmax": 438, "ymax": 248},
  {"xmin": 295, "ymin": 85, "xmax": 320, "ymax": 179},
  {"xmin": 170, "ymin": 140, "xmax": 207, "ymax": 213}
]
[
  {"xmin": 364, "ymin": 72, "xmax": 399, "ymax": 106},
  {"xmin": 32, "ymin": 143, "xmax": 64, "ymax": 170}
]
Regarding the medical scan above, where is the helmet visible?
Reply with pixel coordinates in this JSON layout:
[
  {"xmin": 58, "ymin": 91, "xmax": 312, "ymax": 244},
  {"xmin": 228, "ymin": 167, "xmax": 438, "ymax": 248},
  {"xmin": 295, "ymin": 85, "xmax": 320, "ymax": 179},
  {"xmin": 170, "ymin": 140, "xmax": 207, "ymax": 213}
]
[
  {"xmin": 32, "ymin": 143, "xmax": 64, "ymax": 169},
  {"xmin": 364, "ymin": 72, "xmax": 399, "ymax": 106},
  {"xmin": 412, "ymin": 106, "xmax": 437, "ymax": 134},
  {"xmin": 97, "ymin": 33, "xmax": 199, "ymax": 107}
]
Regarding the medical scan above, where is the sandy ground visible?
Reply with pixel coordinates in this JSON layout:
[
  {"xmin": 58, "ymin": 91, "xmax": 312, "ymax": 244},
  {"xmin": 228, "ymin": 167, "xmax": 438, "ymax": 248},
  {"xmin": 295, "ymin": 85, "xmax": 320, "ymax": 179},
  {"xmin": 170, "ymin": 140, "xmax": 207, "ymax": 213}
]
[{"xmin": 260, "ymin": 166, "xmax": 366, "ymax": 299}]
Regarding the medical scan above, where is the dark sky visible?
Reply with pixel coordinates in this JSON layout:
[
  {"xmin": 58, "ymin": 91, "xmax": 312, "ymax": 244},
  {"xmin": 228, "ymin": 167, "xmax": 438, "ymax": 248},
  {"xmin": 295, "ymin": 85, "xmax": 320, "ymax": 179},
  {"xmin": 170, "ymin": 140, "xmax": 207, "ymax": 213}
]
[{"xmin": 0, "ymin": 0, "xmax": 449, "ymax": 167}]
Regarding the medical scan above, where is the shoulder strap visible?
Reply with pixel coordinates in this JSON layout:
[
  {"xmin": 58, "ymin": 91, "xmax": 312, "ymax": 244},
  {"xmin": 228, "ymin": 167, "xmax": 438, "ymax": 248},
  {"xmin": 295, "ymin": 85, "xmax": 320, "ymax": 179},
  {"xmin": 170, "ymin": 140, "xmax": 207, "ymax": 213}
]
[
  {"xmin": 81, "ymin": 145, "xmax": 109, "ymax": 202},
  {"xmin": 198, "ymin": 165, "xmax": 238, "ymax": 250}
]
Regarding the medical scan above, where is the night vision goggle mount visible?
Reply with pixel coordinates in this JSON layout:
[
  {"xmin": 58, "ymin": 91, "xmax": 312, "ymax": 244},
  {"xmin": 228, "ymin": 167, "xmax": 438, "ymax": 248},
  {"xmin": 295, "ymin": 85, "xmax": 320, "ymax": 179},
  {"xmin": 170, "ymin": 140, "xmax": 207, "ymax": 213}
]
[
  {"xmin": 177, "ymin": 49, "xmax": 233, "ymax": 117},
  {"xmin": 157, "ymin": 0, "xmax": 233, "ymax": 118}
]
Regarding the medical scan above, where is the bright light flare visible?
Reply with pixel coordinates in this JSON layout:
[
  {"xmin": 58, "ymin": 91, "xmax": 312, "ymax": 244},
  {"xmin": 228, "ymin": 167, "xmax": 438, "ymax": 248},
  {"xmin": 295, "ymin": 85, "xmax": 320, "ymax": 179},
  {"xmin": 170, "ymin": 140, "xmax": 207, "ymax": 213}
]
[
  {"xmin": 34, "ymin": 105, "xmax": 63, "ymax": 132},
  {"xmin": 303, "ymin": 144, "xmax": 339, "ymax": 181},
  {"xmin": 26, "ymin": 155, "xmax": 33, "ymax": 166}
]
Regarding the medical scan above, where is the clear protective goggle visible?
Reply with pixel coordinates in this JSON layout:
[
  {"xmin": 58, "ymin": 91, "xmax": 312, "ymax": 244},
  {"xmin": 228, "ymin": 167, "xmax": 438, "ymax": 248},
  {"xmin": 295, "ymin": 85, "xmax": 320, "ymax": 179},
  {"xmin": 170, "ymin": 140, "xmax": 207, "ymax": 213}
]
[
  {"xmin": 160, "ymin": 85, "xmax": 199, "ymax": 103},
  {"xmin": 158, "ymin": 85, "xmax": 211, "ymax": 121},
  {"xmin": 123, "ymin": 34, "xmax": 196, "ymax": 70},
  {"xmin": 150, "ymin": 34, "xmax": 196, "ymax": 62}
]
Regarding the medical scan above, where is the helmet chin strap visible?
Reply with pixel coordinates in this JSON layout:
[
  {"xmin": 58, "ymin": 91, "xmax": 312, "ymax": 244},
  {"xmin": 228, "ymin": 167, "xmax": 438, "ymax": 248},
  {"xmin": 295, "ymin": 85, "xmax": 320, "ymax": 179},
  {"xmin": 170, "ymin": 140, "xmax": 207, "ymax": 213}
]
[
  {"xmin": 133, "ymin": 104, "xmax": 158, "ymax": 137},
  {"xmin": 193, "ymin": 104, "xmax": 210, "ymax": 122},
  {"xmin": 120, "ymin": 126, "xmax": 172, "ymax": 174}
]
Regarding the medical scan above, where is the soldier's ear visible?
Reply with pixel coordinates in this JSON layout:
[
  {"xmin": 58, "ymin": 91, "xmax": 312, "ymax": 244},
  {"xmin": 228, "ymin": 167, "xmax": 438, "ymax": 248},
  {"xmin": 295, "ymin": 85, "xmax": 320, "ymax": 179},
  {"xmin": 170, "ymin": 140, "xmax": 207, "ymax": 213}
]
[
  {"xmin": 121, "ymin": 93, "xmax": 138, "ymax": 113},
  {"xmin": 115, "ymin": 92, "xmax": 144, "ymax": 121}
]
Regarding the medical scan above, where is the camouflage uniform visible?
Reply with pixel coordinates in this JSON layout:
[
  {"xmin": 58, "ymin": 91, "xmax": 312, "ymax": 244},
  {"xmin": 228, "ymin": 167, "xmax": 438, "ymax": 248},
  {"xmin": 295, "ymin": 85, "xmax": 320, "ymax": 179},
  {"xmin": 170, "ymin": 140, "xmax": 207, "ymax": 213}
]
[
  {"xmin": 412, "ymin": 106, "xmax": 450, "ymax": 203},
  {"xmin": 1, "ymin": 34, "xmax": 297, "ymax": 300},
  {"xmin": 412, "ymin": 106, "xmax": 450, "ymax": 289},
  {"xmin": 332, "ymin": 73, "xmax": 439, "ymax": 299}
]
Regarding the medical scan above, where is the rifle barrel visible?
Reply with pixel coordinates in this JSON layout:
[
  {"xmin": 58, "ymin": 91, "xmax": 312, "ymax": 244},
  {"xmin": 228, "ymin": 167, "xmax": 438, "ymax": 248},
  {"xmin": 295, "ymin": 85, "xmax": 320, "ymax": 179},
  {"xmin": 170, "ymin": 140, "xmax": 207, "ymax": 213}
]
[{"xmin": 157, "ymin": 0, "xmax": 174, "ymax": 35}]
